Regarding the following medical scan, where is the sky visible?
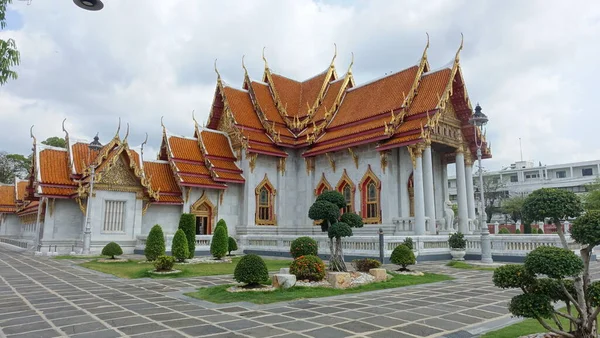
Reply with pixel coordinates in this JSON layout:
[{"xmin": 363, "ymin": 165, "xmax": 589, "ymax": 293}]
[{"xmin": 0, "ymin": 0, "xmax": 599, "ymax": 172}]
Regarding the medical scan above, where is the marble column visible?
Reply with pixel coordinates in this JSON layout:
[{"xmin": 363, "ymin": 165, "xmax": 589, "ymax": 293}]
[
  {"xmin": 422, "ymin": 145, "xmax": 436, "ymax": 233},
  {"xmin": 442, "ymin": 160, "xmax": 449, "ymax": 203},
  {"xmin": 455, "ymin": 150, "xmax": 469, "ymax": 234},
  {"xmin": 465, "ymin": 154, "xmax": 476, "ymax": 230},
  {"xmin": 413, "ymin": 147, "xmax": 426, "ymax": 235}
]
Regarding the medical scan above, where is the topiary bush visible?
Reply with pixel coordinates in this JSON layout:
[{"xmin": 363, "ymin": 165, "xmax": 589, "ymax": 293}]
[
  {"xmin": 499, "ymin": 228, "xmax": 510, "ymax": 234},
  {"xmin": 570, "ymin": 210, "xmax": 600, "ymax": 247},
  {"xmin": 234, "ymin": 254, "xmax": 269, "ymax": 287},
  {"xmin": 524, "ymin": 246, "xmax": 583, "ymax": 279},
  {"xmin": 210, "ymin": 219, "xmax": 228, "ymax": 259},
  {"xmin": 290, "ymin": 236, "xmax": 318, "ymax": 259},
  {"xmin": 290, "ymin": 255, "xmax": 326, "ymax": 281},
  {"xmin": 154, "ymin": 255, "xmax": 175, "ymax": 271},
  {"xmin": 402, "ymin": 237, "xmax": 414, "ymax": 250},
  {"xmin": 448, "ymin": 232, "xmax": 466, "ymax": 249},
  {"xmin": 390, "ymin": 244, "xmax": 415, "ymax": 271},
  {"xmin": 171, "ymin": 229, "xmax": 189, "ymax": 262},
  {"xmin": 228, "ymin": 236, "xmax": 238, "ymax": 256},
  {"xmin": 515, "ymin": 229, "xmax": 521, "ymax": 234},
  {"xmin": 537, "ymin": 228, "xmax": 544, "ymax": 234},
  {"xmin": 178, "ymin": 213, "xmax": 196, "ymax": 258},
  {"xmin": 101, "ymin": 242, "xmax": 123, "ymax": 259},
  {"xmin": 492, "ymin": 264, "xmax": 536, "ymax": 289},
  {"xmin": 352, "ymin": 258, "xmax": 381, "ymax": 272},
  {"xmin": 145, "ymin": 224, "xmax": 165, "ymax": 261},
  {"xmin": 531, "ymin": 228, "xmax": 537, "ymax": 234}
]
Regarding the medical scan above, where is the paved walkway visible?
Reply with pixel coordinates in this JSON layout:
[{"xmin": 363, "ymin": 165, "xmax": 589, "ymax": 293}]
[{"xmin": 0, "ymin": 245, "xmax": 525, "ymax": 338}]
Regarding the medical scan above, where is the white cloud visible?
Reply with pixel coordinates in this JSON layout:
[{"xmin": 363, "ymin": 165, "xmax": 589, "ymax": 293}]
[{"xmin": 0, "ymin": 0, "xmax": 599, "ymax": 169}]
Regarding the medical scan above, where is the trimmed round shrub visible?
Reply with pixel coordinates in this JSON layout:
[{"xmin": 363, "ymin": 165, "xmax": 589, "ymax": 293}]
[
  {"xmin": 234, "ymin": 254, "xmax": 269, "ymax": 286},
  {"xmin": 515, "ymin": 229, "xmax": 521, "ymax": 234},
  {"xmin": 531, "ymin": 278, "xmax": 575, "ymax": 303},
  {"xmin": 492, "ymin": 264, "xmax": 535, "ymax": 289},
  {"xmin": 328, "ymin": 222, "xmax": 352, "ymax": 239},
  {"xmin": 290, "ymin": 255, "xmax": 326, "ymax": 281},
  {"xmin": 571, "ymin": 210, "xmax": 600, "ymax": 246},
  {"xmin": 308, "ymin": 200, "xmax": 340, "ymax": 232},
  {"xmin": 228, "ymin": 237, "xmax": 238, "ymax": 255},
  {"xmin": 316, "ymin": 190, "xmax": 346, "ymax": 209},
  {"xmin": 508, "ymin": 293, "xmax": 554, "ymax": 319},
  {"xmin": 352, "ymin": 258, "xmax": 381, "ymax": 272},
  {"xmin": 154, "ymin": 255, "xmax": 175, "ymax": 271},
  {"xmin": 290, "ymin": 236, "xmax": 318, "ymax": 259},
  {"xmin": 101, "ymin": 242, "xmax": 123, "ymax": 259},
  {"xmin": 178, "ymin": 213, "xmax": 196, "ymax": 259},
  {"xmin": 210, "ymin": 219, "xmax": 229, "ymax": 259},
  {"xmin": 402, "ymin": 237, "xmax": 414, "ymax": 250},
  {"xmin": 390, "ymin": 244, "xmax": 415, "ymax": 271},
  {"xmin": 499, "ymin": 228, "xmax": 510, "ymax": 234},
  {"xmin": 145, "ymin": 224, "xmax": 165, "ymax": 261},
  {"xmin": 537, "ymin": 228, "xmax": 544, "ymax": 234},
  {"xmin": 448, "ymin": 232, "xmax": 466, "ymax": 249},
  {"xmin": 340, "ymin": 212, "xmax": 364, "ymax": 229},
  {"xmin": 531, "ymin": 228, "xmax": 537, "ymax": 234},
  {"xmin": 524, "ymin": 246, "xmax": 584, "ymax": 279},
  {"xmin": 588, "ymin": 281, "xmax": 600, "ymax": 307},
  {"xmin": 171, "ymin": 229, "xmax": 189, "ymax": 262}
]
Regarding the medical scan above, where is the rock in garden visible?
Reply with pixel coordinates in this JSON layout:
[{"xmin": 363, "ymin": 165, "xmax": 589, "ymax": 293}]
[
  {"xmin": 369, "ymin": 268, "xmax": 387, "ymax": 281},
  {"xmin": 280, "ymin": 268, "xmax": 290, "ymax": 274},
  {"xmin": 272, "ymin": 273, "xmax": 296, "ymax": 289},
  {"xmin": 327, "ymin": 272, "xmax": 351, "ymax": 289}
]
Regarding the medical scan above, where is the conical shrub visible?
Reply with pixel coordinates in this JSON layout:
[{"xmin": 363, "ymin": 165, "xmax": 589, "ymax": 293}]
[
  {"xmin": 171, "ymin": 229, "xmax": 189, "ymax": 262},
  {"xmin": 228, "ymin": 236, "xmax": 238, "ymax": 256},
  {"xmin": 178, "ymin": 213, "xmax": 196, "ymax": 258},
  {"xmin": 145, "ymin": 224, "xmax": 165, "ymax": 261},
  {"xmin": 210, "ymin": 219, "xmax": 228, "ymax": 259}
]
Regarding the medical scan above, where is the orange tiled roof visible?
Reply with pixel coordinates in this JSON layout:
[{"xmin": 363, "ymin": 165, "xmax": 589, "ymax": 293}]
[
  {"xmin": 312, "ymin": 79, "xmax": 345, "ymax": 122},
  {"xmin": 71, "ymin": 142, "xmax": 100, "ymax": 175},
  {"xmin": 213, "ymin": 170, "xmax": 245, "ymax": 182},
  {"xmin": 156, "ymin": 195, "xmax": 184, "ymax": 204},
  {"xmin": 173, "ymin": 161, "xmax": 210, "ymax": 175},
  {"xmin": 17, "ymin": 200, "xmax": 39, "ymax": 215},
  {"xmin": 39, "ymin": 148, "xmax": 75, "ymax": 186},
  {"xmin": 178, "ymin": 175, "xmax": 227, "ymax": 188},
  {"xmin": 247, "ymin": 142, "xmax": 288, "ymax": 157},
  {"xmin": 200, "ymin": 130, "xmax": 236, "ymax": 159},
  {"xmin": 207, "ymin": 159, "xmax": 240, "ymax": 171},
  {"xmin": 223, "ymin": 87, "xmax": 264, "ymax": 130},
  {"xmin": 143, "ymin": 161, "xmax": 181, "ymax": 194},
  {"xmin": 168, "ymin": 136, "xmax": 204, "ymax": 162},
  {"xmin": 378, "ymin": 132, "xmax": 422, "ymax": 149},
  {"xmin": 0, "ymin": 185, "xmax": 16, "ymax": 213},
  {"xmin": 40, "ymin": 187, "xmax": 76, "ymax": 197},
  {"xmin": 251, "ymin": 81, "xmax": 286, "ymax": 126},
  {"xmin": 406, "ymin": 68, "xmax": 451, "ymax": 116},
  {"xmin": 16, "ymin": 181, "xmax": 27, "ymax": 201},
  {"xmin": 304, "ymin": 129, "xmax": 387, "ymax": 156}
]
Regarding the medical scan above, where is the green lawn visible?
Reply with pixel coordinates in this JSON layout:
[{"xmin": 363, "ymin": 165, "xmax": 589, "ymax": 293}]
[
  {"xmin": 79, "ymin": 257, "xmax": 292, "ymax": 279},
  {"xmin": 185, "ymin": 272, "xmax": 453, "ymax": 304},
  {"xmin": 54, "ymin": 255, "xmax": 104, "ymax": 260},
  {"xmin": 482, "ymin": 307, "xmax": 594, "ymax": 338},
  {"xmin": 446, "ymin": 261, "xmax": 497, "ymax": 271}
]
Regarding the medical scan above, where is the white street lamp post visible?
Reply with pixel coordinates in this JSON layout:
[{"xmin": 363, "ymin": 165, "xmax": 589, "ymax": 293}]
[{"xmin": 470, "ymin": 104, "xmax": 493, "ymax": 264}]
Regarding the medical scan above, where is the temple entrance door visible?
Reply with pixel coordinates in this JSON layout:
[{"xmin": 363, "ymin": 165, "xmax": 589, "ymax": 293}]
[{"xmin": 196, "ymin": 216, "xmax": 209, "ymax": 235}]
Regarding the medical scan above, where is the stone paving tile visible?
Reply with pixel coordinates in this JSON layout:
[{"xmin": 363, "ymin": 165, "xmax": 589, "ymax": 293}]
[
  {"xmin": 304, "ymin": 326, "xmax": 352, "ymax": 338},
  {"xmin": 59, "ymin": 321, "xmax": 109, "ymax": 335},
  {"xmin": 238, "ymin": 325, "xmax": 288, "ymax": 337},
  {"xmin": 395, "ymin": 323, "xmax": 443, "ymax": 337},
  {"xmin": 162, "ymin": 318, "xmax": 207, "ymax": 328},
  {"xmin": 179, "ymin": 324, "xmax": 226, "ymax": 336},
  {"xmin": 70, "ymin": 329, "xmax": 123, "ymax": 338},
  {"xmin": 7, "ymin": 328, "xmax": 63, "ymax": 338},
  {"xmin": 274, "ymin": 320, "xmax": 320, "ymax": 331}
]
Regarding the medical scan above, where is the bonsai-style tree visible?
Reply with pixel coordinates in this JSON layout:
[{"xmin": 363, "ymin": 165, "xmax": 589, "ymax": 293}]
[
  {"xmin": 171, "ymin": 229, "xmax": 189, "ymax": 262},
  {"xmin": 522, "ymin": 188, "xmax": 583, "ymax": 243},
  {"xmin": 101, "ymin": 242, "xmax": 123, "ymax": 259},
  {"xmin": 210, "ymin": 219, "xmax": 228, "ymax": 259},
  {"xmin": 308, "ymin": 191, "xmax": 363, "ymax": 272},
  {"xmin": 178, "ymin": 213, "xmax": 196, "ymax": 259},
  {"xmin": 227, "ymin": 237, "xmax": 238, "ymax": 256},
  {"xmin": 145, "ymin": 224, "xmax": 165, "ymax": 261}
]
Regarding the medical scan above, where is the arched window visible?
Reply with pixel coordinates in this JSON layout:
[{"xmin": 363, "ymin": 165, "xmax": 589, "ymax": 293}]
[
  {"xmin": 255, "ymin": 174, "xmax": 276, "ymax": 225},
  {"xmin": 191, "ymin": 192, "xmax": 215, "ymax": 235},
  {"xmin": 314, "ymin": 173, "xmax": 332, "ymax": 196},
  {"xmin": 336, "ymin": 169, "xmax": 355, "ymax": 214},
  {"xmin": 359, "ymin": 165, "xmax": 381, "ymax": 224}
]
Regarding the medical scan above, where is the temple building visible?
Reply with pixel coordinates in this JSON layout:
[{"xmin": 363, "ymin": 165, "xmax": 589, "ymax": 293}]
[{"xmin": 0, "ymin": 38, "xmax": 491, "ymax": 254}]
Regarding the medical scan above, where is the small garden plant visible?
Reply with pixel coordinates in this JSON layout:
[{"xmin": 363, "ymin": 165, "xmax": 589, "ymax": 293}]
[
  {"xmin": 171, "ymin": 229, "xmax": 189, "ymax": 262},
  {"xmin": 233, "ymin": 254, "xmax": 269, "ymax": 288},
  {"xmin": 290, "ymin": 236, "xmax": 318, "ymax": 258},
  {"xmin": 210, "ymin": 219, "xmax": 229, "ymax": 259},
  {"xmin": 227, "ymin": 237, "xmax": 238, "ymax": 256},
  {"xmin": 290, "ymin": 255, "xmax": 326, "ymax": 281},
  {"xmin": 352, "ymin": 258, "xmax": 381, "ymax": 272},
  {"xmin": 101, "ymin": 242, "xmax": 123, "ymax": 259},
  {"xmin": 499, "ymin": 228, "xmax": 510, "ymax": 234},
  {"xmin": 145, "ymin": 224, "xmax": 165, "ymax": 261},
  {"xmin": 403, "ymin": 237, "xmax": 414, "ymax": 250},
  {"xmin": 178, "ymin": 213, "xmax": 196, "ymax": 258},
  {"xmin": 390, "ymin": 244, "xmax": 415, "ymax": 271},
  {"xmin": 448, "ymin": 232, "xmax": 466, "ymax": 250},
  {"xmin": 154, "ymin": 255, "xmax": 175, "ymax": 272}
]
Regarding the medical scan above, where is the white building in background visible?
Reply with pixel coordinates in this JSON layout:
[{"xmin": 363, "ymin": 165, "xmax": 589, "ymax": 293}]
[{"xmin": 448, "ymin": 159, "xmax": 600, "ymax": 219}]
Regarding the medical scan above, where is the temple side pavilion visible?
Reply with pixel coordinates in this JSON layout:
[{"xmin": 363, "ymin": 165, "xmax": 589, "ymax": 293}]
[{"xmin": 0, "ymin": 38, "xmax": 491, "ymax": 254}]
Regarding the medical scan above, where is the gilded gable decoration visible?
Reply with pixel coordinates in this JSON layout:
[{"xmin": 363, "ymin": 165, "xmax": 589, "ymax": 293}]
[
  {"xmin": 314, "ymin": 173, "xmax": 332, "ymax": 196},
  {"xmin": 305, "ymin": 157, "xmax": 315, "ymax": 175},
  {"xmin": 277, "ymin": 157, "xmax": 287, "ymax": 175},
  {"xmin": 380, "ymin": 151, "xmax": 389, "ymax": 174},
  {"xmin": 325, "ymin": 153, "xmax": 336, "ymax": 173},
  {"xmin": 348, "ymin": 148, "xmax": 358, "ymax": 169},
  {"xmin": 248, "ymin": 153, "xmax": 257, "ymax": 173}
]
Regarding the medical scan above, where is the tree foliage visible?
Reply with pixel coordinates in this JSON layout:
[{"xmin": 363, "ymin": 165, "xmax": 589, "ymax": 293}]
[
  {"xmin": 584, "ymin": 178, "xmax": 600, "ymax": 212},
  {"xmin": 178, "ymin": 213, "xmax": 195, "ymax": 258},
  {"xmin": 476, "ymin": 174, "xmax": 508, "ymax": 222},
  {"xmin": 41, "ymin": 137, "xmax": 67, "ymax": 149},
  {"xmin": 233, "ymin": 254, "xmax": 269, "ymax": 287},
  {"xmin": 1, "ymin": 0, "xmax": 20, "ymax": 86},
  {"xmin": 308, "ymin": 190, "xmax": 363, "ymax": 272},
  {"xmin": 522, "ymin": 188, "xmax": 582, "ymax": 241},
  {"xmin": 502, "ymin": 196, "xmax": 526, "ymax": 222},
  {"xmin": 101, "ymin": 242, "xmax": 123, "ymax": 259},
  {"xmin": 145, "ymin": 224, "xmax": 165, "ymax": 261},
  {"xmin": 290, "ymin": 236, "xmax": 318, "ymax": 259},
  {"xmin": 228, "ymin": 236, "xmax": 238, "ymax": 255},
  {"xmin": 171, "ymin": 229, "xmax": 189, "ymax": 262},
  {"xmin": 210, "ymin": 219, "xmax": 228, "ymax": 259},
  {"xmin": 0, "ymin": 152, "xmax": 30, "ymax": 183},
  {"xmin": 390, "ymin": 245, "xmax": 415, "ymax": 271}
]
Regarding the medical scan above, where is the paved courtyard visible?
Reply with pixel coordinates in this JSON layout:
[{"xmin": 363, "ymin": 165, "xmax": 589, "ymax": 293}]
[{"xmin": 0, "ymin": 245, "xmax": 536, "ymax": 338}]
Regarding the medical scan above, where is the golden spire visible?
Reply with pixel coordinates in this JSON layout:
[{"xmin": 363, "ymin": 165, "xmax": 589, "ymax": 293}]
[
  {"xmin": 115, "ymin": 117, "xmax": 121, "ymax": 139},
  {"xmin": 262, "ymin": 47, "xmax": 269, "ymax": 70},
  {"xmin": 123, "ymin": 123, "xmax": 130, "ymax": 143},
  {"xmin": 347, "ymin": 52, "xmax": 354, "ymax": 75},
  {"xmin": 330, "ymin": 43, "xmax": 337, "ymax": 68},
  {"xmin": 454, "ymin": 33, "xmax": 464, "ymax": 63},
  {"xmin": 140, "ymin": 132, "xmax": 148, "ymax": 161},
  {"xmin": 242, "ymin": 55, "xmax": 249, "ymax": 78},
  {"xmin": 192, "ymin": 109, "xmax": 198, "ymax": 126},
  {"xmin": 214, "ymin": 59, "xmax": 221, "ymax": 80},
  {"xmin": 160, "ymin": 116, "xmax": 166, "ymax": 133},
  {"xmin": 30, "ymin": 125, "xmax": 36, "ymax": 145},
  {"xmin": 420, "ymin": 32, "xmax": 430, "ymax": 72},
  {"xmin": 61, "ymin": 118, "xmax": 69, "ymax": 139}
]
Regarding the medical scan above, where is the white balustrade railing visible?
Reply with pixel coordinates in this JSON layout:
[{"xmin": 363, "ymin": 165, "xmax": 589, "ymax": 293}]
[{"xmin": 132, "ymin": 233, "xmax": 582, "ymax": 260}]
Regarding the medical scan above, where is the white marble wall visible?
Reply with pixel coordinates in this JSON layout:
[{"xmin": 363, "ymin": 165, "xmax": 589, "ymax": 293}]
[
  {"xmin": 42, "ymin": 199, "xmax": 84, "ymax": 241},
  {"xmin": 88, "ymin": 190, "xmax": 141, "ymax": 242},
  {"xmin": 142, "ymin": 204, "xmax": 182, "ymax": 235},
  {"xmin": 0, "ymin": 213, "xmax": 20, "ymax": 236}
]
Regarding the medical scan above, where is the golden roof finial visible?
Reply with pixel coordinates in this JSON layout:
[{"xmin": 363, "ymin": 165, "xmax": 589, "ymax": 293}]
[
  {"xmin": 347, "ymin": 52, "xmax": 354, "ymax": 75},
  {"xmin": 262, "ymin": 47, "xmax": 269, "ymax": 70},
  {"xmin": 123, "ymin": 123, "xmax": 130, "ymax": 143},
  {"xmin": 160, "ymin": 116, "xmax": 166, "ymax": 132},
  {"xmin": 455, "ymin": 33, "xmax": 464, "ymax": 63},
  {"xmin": 115, "ymin": 117, "xmax": 121, "ymax": 139},
  {"xmin": 192, "ymin": 110, "xmax": 198, "ymax": 126},
  {"xmin": 214, "ymin": 59, "xmax": 221, "ymax": 79},
  {"xmin": 141, "ymin": 132, "xmax": 148, "ymax": 160},
  {"xmin": 30, "ymin": 125, "xmax": 36, "ymax": 144},
  {"xmin": 330, "ymin": 43, "xmax": 337, "ymax": 68},
  {"xmin": 242, "ymin": 55, "xmax": 249, "ymax": 77},
  {"xmin": 61, "ymin": 118, "xmax": 69, "ymax": 138}
]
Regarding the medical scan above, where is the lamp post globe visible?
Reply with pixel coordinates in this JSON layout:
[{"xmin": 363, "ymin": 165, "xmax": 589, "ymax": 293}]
[
  {"xmin": 73, "ymin": 0, "xmax": 104, "ymax": 11},
  {"xmin": 83, "ymin": 134, "xmax": 102, "ymax": 254},
  {"xmin": 470, "ymin": 103, "xmax": 493, "ymax": 264}
]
